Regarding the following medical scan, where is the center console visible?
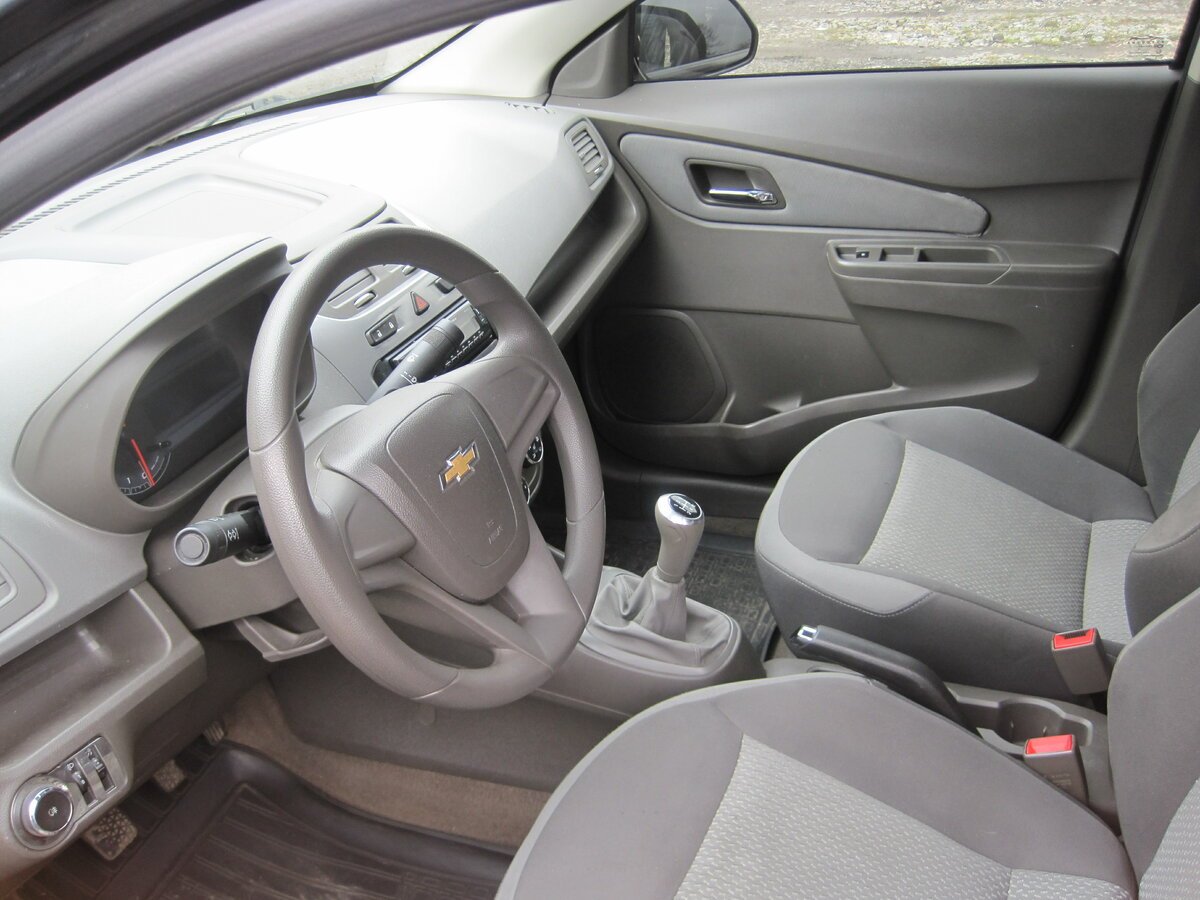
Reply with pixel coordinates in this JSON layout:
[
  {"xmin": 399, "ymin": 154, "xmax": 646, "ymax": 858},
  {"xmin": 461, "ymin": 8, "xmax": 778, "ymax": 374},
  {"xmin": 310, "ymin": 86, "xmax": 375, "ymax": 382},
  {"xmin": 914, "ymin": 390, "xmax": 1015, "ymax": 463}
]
[
  {"xmin": 539, "ymin": 494, "xmax": 764, "ymax": 716},
  {"xmin": 766, "ymin": 639, "xmax": 1118, "ymax": 828}
]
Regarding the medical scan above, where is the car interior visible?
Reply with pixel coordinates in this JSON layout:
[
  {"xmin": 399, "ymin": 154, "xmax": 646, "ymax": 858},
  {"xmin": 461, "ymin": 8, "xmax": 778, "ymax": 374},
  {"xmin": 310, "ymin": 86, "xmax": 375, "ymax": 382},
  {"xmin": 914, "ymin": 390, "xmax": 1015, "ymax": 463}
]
[{"xmin": 1, "ymin": 0, "xmax": 1200, "ymax": 896}]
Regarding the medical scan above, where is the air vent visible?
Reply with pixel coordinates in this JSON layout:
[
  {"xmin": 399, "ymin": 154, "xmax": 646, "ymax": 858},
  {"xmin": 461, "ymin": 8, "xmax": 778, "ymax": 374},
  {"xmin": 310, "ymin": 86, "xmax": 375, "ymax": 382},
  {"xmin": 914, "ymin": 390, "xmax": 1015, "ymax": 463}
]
[{"xmin": 567, "ymin": 123, "xmax": 607, "ymax": 186}]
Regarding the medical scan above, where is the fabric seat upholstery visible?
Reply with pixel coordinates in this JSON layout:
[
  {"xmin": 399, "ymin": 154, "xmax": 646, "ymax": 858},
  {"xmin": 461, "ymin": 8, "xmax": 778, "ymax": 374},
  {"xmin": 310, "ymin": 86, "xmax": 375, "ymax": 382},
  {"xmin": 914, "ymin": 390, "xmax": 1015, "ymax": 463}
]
[
  {"xmin": 500, "ymin": 587, "xmax": 1200, "ymax": 899},
  {"xmin": 756, "ymin": 303, "xmax": 1200, "ymax": 699},
  {"xmin": 501, "ymin": 674, "xmax": 1134, "ymax": 899}
]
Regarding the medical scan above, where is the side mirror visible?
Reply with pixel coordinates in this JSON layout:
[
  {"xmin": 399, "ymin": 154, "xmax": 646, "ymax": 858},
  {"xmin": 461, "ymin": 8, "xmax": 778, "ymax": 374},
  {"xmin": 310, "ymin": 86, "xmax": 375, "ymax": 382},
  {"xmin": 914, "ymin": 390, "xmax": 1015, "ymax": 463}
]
[{"xmin": 633, "ymin": 0, "xmax": 757, "ymax": 81}]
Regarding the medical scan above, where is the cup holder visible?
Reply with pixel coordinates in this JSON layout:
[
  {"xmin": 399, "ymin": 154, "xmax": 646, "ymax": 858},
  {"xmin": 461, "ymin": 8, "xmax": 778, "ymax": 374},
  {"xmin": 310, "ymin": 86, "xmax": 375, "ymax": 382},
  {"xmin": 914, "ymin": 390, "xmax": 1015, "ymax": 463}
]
[
  {"xmin": 959, "ymin": 695, "xmax": 1093, "ymax": 756},
  {"xmin": 992, "ymin": 699, "xmax": 1091, "ymax": 744}
]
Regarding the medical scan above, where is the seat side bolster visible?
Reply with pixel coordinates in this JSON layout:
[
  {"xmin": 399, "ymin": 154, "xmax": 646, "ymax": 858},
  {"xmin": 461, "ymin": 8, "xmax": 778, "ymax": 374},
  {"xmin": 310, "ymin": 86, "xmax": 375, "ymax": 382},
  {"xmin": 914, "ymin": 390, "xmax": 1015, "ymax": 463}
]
[
  {"xmin": 1124, "ymin": 483, "xmax": 1200, "ymax": 635},
  {"xmin": 773, "ymin": 418, "xmax": 906, "ymax": 564},
  {"xmin": 1137, "ymin": 303, "xmax": 1200, "ymax": 514},
  {"xmin": 1110, "ymin": 585, "xmax": 1200, "ymax": 878}
]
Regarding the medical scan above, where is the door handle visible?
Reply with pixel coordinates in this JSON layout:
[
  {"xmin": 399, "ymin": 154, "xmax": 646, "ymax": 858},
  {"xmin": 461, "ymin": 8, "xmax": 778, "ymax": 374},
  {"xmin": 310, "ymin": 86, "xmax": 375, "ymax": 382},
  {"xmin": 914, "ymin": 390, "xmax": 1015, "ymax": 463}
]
[
  {"xmin": 706, "ymin": 186, "xmax": 778, "ymax": 206},
  {"xmin": 689, "ymin": 161, "xmax": 784, "ymax": 211}
]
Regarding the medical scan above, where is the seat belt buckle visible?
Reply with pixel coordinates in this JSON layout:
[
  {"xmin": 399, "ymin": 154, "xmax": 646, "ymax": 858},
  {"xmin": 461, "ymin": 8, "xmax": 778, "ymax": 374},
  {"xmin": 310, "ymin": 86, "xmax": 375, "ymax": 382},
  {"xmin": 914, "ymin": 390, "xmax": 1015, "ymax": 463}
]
[
  {"xmin": 1051, "ymin": 628, "xmax": 1109, "ymax": 695},
  {"xmin": 1024, "ymin": 734, "xmax": 1088, "ymax": 804}
]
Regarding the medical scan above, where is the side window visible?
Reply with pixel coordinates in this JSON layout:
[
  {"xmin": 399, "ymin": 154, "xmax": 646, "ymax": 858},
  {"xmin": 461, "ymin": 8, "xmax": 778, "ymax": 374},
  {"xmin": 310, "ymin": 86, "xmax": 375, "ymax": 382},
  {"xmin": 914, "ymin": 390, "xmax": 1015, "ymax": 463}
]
[{"xmin": 633, "ymin": 0, "xmax": 1196, "ymax": 79}]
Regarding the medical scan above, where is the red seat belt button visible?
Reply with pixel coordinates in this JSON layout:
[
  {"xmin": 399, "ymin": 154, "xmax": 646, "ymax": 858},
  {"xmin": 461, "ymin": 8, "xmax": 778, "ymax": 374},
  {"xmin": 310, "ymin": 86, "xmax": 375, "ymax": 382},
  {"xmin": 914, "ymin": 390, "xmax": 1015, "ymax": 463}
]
[
  {"xmin": 1025, "ymin": 734, "xmax": 1075, "ymax": 755},
  {"xmin": 1023, "ymin": 733, "xmax": 1087, "ymax": 803},
  {"xmin": 1051, "ymin": 628, "xmax": 1109, "ymax": 695}
]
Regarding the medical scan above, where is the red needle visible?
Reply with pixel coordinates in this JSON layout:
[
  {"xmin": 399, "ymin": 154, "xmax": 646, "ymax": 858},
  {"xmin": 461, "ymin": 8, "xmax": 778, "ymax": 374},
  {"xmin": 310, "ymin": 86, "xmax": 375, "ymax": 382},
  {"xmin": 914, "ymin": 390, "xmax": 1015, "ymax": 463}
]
[{"xmin": 129, "ymin": 437, "xmax": 157, "ymax": 488}]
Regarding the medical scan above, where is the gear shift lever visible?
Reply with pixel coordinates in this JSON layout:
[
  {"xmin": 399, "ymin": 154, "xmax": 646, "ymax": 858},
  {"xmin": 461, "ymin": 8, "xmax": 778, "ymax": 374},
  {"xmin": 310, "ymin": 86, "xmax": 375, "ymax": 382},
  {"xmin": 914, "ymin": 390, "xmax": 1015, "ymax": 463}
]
[
  {"xmin": 615, "ymin": 494, "xmax": 705, "ymax": 640},
  {"xmin": 654, "ymin": 493, "xmax": 705, "ymax": 583},
  {"xmin": 582, "ymin": 492, "xmax": 760, "ymax": 679}
]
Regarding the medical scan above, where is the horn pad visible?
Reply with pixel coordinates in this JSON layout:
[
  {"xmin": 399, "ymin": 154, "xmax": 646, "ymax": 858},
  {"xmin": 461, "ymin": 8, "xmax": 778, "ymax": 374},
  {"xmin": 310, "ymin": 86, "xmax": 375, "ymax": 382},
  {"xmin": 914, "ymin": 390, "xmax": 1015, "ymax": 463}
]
[{"xmin": 321, "ymin": 383, "xmax": 529, "ymax": 601}]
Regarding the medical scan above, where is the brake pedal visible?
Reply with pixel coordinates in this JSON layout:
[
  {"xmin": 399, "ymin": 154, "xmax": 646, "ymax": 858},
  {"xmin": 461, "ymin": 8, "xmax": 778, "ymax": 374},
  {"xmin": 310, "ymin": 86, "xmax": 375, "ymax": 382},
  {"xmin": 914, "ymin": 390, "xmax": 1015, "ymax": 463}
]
[
  {"xmin": 202, "ymin": 720, "xmax": 226, "ymax": 746},
  {"xmin": 152, "ymin": 759, "xmax": 188, "ymax": 794},
  {"xmin": 81, "ymin": 808, "xmax": 137, "ymax": 862}
]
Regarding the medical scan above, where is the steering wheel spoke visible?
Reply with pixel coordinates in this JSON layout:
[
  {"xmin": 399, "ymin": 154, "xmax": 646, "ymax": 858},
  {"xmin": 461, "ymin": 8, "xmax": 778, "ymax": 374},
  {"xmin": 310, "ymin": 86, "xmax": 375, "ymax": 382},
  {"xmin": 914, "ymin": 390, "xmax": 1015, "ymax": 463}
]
[{"xmin": 363, "ymin": 558, "xmax": 552, "ymax": 666}]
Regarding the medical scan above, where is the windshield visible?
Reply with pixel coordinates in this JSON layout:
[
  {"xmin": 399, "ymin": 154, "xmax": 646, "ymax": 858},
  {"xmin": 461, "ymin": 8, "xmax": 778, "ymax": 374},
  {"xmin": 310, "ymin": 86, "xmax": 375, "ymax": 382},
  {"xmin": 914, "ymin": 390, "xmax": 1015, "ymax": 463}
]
[{"xmin": 180, "ymin": 27, "xmax": 465, "ymax": 136}]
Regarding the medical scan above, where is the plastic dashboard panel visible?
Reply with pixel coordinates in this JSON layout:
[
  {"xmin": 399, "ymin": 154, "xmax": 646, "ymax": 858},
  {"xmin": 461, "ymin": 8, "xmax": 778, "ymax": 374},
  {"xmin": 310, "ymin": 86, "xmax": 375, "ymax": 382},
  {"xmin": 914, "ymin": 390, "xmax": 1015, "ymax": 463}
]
[
  {"xmin": 0, "ymin": 93, "xmax": 621, "ymax": 654},
  {"xmin": 11, "ymin": 240, "xmax": 309, "ymax": 534},
  {"xmin": 0, "ymin": 92, "xmax": 629, "ymax": 884}
]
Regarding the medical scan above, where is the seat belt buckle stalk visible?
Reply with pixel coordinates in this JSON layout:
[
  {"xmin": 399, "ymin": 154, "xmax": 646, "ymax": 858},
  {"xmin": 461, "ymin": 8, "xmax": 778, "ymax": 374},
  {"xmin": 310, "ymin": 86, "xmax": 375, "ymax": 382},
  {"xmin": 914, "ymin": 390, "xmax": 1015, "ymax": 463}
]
[
  {"xmin": 1023, "ymin": 734, "xmax": 1088, "ymax": 804},
  {"xmin": 1051, "ymin": 628, "xmax": 1109, "ymax": 695}
]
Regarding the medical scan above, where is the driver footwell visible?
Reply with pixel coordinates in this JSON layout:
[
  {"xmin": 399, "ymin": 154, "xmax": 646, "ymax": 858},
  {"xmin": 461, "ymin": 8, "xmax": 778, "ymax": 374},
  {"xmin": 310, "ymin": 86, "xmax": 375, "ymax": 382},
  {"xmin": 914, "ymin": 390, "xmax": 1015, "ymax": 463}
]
[{"xmin": 12, "ymin": 740, "xmax": 510, "ymax": 900}]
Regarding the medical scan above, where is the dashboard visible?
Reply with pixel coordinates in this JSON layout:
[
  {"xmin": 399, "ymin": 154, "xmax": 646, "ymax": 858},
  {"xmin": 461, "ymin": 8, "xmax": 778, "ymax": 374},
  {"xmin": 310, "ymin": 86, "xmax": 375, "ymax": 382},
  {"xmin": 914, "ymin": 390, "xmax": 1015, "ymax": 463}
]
[{"xmin": 0, "ymin": 92, "xmax": 645, "ymax": 875}]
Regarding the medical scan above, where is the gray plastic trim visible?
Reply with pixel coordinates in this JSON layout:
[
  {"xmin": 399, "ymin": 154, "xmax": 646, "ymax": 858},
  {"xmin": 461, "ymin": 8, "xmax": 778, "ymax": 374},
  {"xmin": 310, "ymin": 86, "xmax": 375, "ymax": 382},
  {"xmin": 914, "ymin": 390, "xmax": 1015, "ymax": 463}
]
[
  {"xmin": 0, "ymin": 0, "xmax": 542, "ymax": 231},
  {"xmin": 585, "ymin": 232, "xmax": 1114, "ymax": 476},
  {"xmin": 11, "ymin": 238, "xmax": 304, "ymax": 534},
  {"xmin": 560, "ymin": 66, "xmax": 1174, "ymax": 191},
  {"xmin": 551, "ymin": 15, "xmax": 634, "ymax": 100},
  {"xmin": 621, "ymin": 133, "xmax": 988, "ymax": 234},
  {"xmin": 0, "ymin": 585, "xmax": 203, "ymax": 880},
  {"xmin": 0, "ymin": 539, "xmax": 46, "ymax": 636}
]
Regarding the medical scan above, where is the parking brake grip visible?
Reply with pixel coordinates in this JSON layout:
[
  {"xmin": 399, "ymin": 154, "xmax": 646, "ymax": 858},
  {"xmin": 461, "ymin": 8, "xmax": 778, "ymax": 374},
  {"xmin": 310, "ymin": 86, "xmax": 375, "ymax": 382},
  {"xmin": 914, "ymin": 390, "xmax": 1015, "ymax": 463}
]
[{"xmin": 788, "ymin": 624, "xmax": 969, "ymax": 728}]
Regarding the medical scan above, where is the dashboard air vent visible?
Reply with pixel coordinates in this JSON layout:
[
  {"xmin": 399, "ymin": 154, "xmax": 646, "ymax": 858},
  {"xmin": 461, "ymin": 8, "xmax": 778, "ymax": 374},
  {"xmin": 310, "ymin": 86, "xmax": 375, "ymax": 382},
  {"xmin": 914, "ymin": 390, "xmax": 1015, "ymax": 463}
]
[{"xmin": 567, "ymin": 123, "xmax": 607, "ymax": 186}]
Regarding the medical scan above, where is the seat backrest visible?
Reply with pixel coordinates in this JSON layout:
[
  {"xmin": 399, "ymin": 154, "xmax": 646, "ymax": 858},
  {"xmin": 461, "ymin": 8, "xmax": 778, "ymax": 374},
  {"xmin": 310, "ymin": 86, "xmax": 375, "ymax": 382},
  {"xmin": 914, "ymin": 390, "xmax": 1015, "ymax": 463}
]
[
  {"xmin": 1109, "ymin": 585, "xmax": 1200, "ymax": 893},
  {"xmin": 1125, "ymin": 304, "xmax": 1200, "ymax": 633}
]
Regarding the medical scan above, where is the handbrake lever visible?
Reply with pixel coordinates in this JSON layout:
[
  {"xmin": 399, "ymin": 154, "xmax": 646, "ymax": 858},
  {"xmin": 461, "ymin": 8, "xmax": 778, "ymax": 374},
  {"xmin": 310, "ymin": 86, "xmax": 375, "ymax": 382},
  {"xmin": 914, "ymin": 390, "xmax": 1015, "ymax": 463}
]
[{"xmin": 788, "ymin": 624, "xmax": 969, "ymax": 728}]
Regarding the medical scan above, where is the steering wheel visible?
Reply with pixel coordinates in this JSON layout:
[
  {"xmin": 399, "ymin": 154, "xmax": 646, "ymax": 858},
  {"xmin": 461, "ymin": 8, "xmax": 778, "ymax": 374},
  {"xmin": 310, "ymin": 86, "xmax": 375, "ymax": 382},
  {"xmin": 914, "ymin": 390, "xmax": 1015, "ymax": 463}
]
[{"xmin": 246, "ymin": 225, "xmax": 605, "ymax": 708}]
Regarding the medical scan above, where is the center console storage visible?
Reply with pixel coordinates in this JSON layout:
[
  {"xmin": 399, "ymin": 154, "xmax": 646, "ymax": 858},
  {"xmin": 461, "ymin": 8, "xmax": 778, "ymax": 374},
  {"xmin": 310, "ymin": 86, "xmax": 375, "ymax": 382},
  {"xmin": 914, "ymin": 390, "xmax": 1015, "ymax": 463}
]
[{"xmin": 952, "ymin": 684, "xmax": 1115, "ymax": 826}]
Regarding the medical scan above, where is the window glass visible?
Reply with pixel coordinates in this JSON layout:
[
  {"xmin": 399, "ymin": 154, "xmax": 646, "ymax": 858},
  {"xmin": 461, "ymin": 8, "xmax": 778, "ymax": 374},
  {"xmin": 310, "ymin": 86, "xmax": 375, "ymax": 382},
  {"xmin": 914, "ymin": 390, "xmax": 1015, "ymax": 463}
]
[
  {"xmin": 177, "ymin": 28, "xmax": 464, "ymax": 137},
  {"xmin": 730, "ymin": 1, "xmax": 1194, "ymax": 76}
]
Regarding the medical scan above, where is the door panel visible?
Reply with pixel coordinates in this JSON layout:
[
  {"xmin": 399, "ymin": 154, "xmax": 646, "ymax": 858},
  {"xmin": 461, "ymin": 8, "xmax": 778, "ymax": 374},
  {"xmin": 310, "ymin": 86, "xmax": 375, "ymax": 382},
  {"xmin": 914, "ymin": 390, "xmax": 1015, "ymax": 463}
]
[
  {"xmin": 621, "ymin": 134, "xmax": 989, "ymax": 233},
  {"xmin": 555, "ymin": 65, "xmax": 1176, "ymax": 479},
  {"xmin": 572, "ymin": 67, "xmax": 1173, "ymax": 199}
]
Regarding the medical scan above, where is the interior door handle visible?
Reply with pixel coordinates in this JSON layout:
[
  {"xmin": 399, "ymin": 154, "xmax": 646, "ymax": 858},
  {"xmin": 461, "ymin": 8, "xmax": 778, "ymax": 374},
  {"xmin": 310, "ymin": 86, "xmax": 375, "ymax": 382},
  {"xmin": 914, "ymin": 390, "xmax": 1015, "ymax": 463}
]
[
  {"xmin": 706, "ymin": 187, "xmax": 778, "ymax": 206},
  {"xmin": 689, "ymin": 161, "xmax": 784, "ymax": 211}
]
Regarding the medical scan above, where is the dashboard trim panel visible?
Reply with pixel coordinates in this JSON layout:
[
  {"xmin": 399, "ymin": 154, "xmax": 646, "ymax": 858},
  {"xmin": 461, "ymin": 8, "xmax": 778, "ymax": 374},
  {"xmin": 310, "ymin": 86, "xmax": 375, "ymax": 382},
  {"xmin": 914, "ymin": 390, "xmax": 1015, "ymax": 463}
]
[{"xmin": 12, "ymin": 239, "xmax": 309, "ymax": 534}]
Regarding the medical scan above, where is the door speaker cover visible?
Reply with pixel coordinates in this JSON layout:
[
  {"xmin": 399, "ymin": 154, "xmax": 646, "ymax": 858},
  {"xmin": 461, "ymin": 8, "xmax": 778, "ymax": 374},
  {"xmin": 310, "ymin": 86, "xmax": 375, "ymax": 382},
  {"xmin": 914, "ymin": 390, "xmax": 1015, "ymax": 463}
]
[{"xmin": 593, "ymin": 309, "xmax": 726, "ymax": 424}]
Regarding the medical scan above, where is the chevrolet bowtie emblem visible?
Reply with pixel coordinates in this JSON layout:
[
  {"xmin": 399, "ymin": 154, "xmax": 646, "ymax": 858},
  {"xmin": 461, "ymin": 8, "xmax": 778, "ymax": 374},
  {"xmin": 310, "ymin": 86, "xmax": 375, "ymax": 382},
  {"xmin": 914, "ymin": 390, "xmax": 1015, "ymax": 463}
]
[{"xmin": 440, "ymin": 443, "xmax": 479, "ymax": 491}]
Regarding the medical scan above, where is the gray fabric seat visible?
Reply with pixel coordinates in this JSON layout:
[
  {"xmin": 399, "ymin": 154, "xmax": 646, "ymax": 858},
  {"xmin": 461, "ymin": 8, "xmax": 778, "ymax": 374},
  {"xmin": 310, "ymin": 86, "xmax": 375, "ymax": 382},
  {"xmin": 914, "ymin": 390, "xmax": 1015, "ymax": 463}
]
[
  {"xmin": 500, "ymin": 587, "xmax": 1200, "ymax": 899},
  {"xmin": 756, "ymin": 303, "xmax": 1200, "ymax": 698}
]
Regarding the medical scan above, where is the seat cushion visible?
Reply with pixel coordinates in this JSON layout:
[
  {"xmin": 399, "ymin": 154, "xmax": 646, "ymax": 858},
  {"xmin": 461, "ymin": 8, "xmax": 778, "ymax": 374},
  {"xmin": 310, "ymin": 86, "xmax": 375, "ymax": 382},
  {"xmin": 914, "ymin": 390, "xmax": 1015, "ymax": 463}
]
[
  {"xmin": 499, "ymin": 674, "xmax": 1135, "ymax": 899},
  {"xmin": 757, "ymin": 407, "xmax": 1154, "ymax": 698}
]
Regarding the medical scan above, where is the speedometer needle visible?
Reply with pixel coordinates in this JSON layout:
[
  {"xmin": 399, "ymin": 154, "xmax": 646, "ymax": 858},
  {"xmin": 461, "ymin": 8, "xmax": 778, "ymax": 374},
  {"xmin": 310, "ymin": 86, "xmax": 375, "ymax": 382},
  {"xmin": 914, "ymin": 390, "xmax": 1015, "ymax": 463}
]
[{"xmin": 130, "ymin": 437, "xmax": 157, "ymax": 488}]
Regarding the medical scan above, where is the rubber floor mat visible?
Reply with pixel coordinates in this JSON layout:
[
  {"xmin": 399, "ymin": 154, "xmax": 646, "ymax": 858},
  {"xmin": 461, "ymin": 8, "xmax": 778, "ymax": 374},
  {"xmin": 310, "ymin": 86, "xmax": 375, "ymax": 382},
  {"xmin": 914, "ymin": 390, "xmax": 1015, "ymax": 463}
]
[
  {"xmin": 154, "ymin": 784, "xmax": 497, "ymax": 900},
  {"xmin": 13, "ymin": 741, "xmax": 510, "ymax": 900}
]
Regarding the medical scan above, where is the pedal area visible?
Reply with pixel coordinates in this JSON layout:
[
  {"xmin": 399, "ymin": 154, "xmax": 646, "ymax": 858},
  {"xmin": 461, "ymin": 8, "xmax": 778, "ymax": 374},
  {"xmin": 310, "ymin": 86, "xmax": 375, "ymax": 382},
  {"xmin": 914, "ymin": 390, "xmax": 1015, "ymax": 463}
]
[{"xmin": 8, "ymin": 738, "xmax": 511, "ymax": 899}]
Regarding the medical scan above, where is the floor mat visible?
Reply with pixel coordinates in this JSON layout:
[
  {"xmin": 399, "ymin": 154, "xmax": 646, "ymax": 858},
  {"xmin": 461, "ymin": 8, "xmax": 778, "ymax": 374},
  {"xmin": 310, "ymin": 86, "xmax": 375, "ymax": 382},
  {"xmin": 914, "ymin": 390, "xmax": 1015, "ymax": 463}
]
[
  {"xmin": 13, "ymin": 741, "xmax": 510, "ymax": 900},
  {"xmin": 540, "ymin": 516, "xmax": 778, "ymax": 658}
]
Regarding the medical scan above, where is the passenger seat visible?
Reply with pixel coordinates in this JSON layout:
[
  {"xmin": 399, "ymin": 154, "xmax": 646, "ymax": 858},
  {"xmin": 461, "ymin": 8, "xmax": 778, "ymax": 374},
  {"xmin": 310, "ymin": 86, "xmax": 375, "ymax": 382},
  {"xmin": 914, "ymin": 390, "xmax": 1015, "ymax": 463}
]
[{"xmin": 755, "ymin": 304, "xmax": 1200, "ymax": 699}]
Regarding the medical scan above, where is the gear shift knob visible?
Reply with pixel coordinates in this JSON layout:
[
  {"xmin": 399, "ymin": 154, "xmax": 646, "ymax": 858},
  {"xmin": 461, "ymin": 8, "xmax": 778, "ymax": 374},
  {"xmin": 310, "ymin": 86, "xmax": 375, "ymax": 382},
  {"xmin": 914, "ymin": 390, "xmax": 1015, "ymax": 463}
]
[{"xmin": 654, "ymin": 494, "xmax": 705, "ymax": 583}]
